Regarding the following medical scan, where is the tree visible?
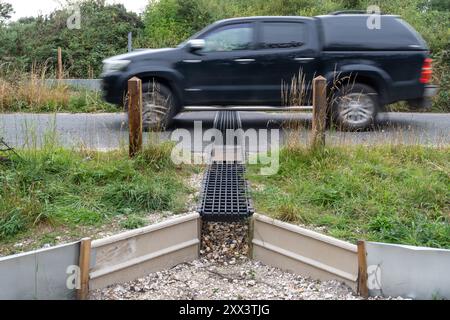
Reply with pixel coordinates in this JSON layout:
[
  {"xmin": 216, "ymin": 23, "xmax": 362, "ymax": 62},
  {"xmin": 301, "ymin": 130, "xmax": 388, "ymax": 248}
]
[
  {"xmin": 142, "ymin": 0, "xmax": 214, "ymax": 48},
  {"xmin": 429, "ymin": 0, "xmax": 450, "ymax": 11},
  {"xmin": 0, "ymin": 0, "xmax": 144, "ymax": 77},
  {"xmin": 0, "ymin": 1, "xmax": 13, "ymax": 23}
]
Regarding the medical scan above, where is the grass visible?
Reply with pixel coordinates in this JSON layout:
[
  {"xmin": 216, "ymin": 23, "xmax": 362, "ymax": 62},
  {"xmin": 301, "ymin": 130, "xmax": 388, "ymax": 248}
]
[
  {"xmin": 0, "ymin": 142, "xmax": 195, "ymax": 254},
  {"xmin": 0, "ymin": 68, "xmax": 117, "ymax": 113},
  {"xmin": 120, "ymin": 215, "xmax": 148, "ymax": 230},
  {"xmin": 248, "ymin": 145, "xmax": 450, "ymax": 248}
]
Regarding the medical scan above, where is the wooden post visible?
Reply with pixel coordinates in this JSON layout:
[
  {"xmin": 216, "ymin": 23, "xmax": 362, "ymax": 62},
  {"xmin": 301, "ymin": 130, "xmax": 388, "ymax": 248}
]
[
  {"xmin": 247, "ymin": 216, "xmax": 255, "ymax": 259},
  {"xmin": 198, "ymin": 218, "xmax": 203, "ymax": 257},
  {"xmin": 57, "ymin": 47, "xmax": 63, "ymax": 80},
  {"xmin": 311, "ymin": 76, "xmax": 327, "ymax": 149},
  {"xmin": 128, "ymin": 77, "xmax": 143, "ymax": 158},
  {"xmin": 77, "ymin": 238, "xmax": 92, "ymax": 300},
  {"xmin": 357, "ymin": 240, "xmax": 369, "ymax": 298}
]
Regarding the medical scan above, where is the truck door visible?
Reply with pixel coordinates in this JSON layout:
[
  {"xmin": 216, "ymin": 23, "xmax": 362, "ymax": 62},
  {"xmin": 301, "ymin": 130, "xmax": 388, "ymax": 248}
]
[
  {"xmin": 179, "ymin": 22, "xmax": 259, "ymax": 105},
  {"xmin": 253, "ymin": 20, "xmax": 319, "ymax": 106}
]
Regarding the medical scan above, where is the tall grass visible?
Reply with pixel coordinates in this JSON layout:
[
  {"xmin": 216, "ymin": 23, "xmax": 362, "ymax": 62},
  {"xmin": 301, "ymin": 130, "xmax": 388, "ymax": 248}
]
[
  {"xmin": 0, "ymin": 65, "xmax": 116, "ymax": 113},
  {"xmin": 279, "ymin": 69, "xmax": 362, "ymax": 151}
]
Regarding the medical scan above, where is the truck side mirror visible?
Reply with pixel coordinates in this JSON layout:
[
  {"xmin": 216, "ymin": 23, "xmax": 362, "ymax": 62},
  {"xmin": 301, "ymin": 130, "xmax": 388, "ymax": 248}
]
[{"xmin": 187, "ymin": 39, "xmax": 205, "ymax": 52}]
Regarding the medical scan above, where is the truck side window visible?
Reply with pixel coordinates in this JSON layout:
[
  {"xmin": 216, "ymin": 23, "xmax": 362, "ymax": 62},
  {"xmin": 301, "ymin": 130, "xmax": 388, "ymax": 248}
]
[
  {"xmin": 260, "ymin": 22, "xmax": 306, "ymax": 49},
  {"xmin": 201, "ymin": 23, "xmax": 253, "ymax": 53}
]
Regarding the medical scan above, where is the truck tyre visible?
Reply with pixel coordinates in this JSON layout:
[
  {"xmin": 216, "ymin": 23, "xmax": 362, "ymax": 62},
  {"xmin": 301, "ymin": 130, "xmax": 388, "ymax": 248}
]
[
  {"xmin": 141, "ymin": 82, "xmax": 178, "ymax": 131},
  {"xmin": 331, "ymin": 83, "xmax": 379, "ymax": 131}
]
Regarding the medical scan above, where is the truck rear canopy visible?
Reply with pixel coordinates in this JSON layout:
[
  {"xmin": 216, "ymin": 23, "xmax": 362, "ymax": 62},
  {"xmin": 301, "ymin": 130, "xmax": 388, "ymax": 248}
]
[{"xmin": 317, "ymin": 15, "xmax": 427, "ymax": 51}]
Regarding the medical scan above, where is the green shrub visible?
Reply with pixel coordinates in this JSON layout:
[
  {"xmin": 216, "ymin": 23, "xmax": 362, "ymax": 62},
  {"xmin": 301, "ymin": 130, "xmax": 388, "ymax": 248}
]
[{"xmin": 0, "ymin": 0, "xmax": 143, "ymax": 78}]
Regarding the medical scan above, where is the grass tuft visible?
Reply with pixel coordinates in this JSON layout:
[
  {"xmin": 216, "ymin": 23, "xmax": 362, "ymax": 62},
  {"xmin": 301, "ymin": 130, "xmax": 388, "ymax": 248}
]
[{"xmin": 120, "ymin": 215, "xmax": 147, "ymax": 230}]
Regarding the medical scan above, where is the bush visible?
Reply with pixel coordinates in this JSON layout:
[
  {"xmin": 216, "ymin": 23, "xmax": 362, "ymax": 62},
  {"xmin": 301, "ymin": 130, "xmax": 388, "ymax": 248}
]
[
  {"xmin": 0, "ymin": 0, "xmax": 143, "ymax": 78},
  {"xmin": 139, "ymin": 0, "xmax": 214, "ymax": 48}
]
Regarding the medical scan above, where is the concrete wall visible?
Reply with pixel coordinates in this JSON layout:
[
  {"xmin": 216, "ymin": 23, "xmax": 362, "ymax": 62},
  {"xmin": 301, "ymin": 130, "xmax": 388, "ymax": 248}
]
[
  {"xmin": 365, "ymin": 242, "xmax": 450, "ymax": 300},
  {"xmin": 0, "ymin": 242, "xmax": 80, "ymax": 300},
  {"xmin": 252, "ymin": 214, "xmax": 359, "ymax": 290},
  {"xmin": 2, "ymin": 213, "xmax": 448, "ymax": 300},
  {"xmin": 89, "ymin": 213, "xmax": 201, "ymax": 290},
  {"xmin": 45, "ymin": 79, "xmax": 102, "ymax": 91}
]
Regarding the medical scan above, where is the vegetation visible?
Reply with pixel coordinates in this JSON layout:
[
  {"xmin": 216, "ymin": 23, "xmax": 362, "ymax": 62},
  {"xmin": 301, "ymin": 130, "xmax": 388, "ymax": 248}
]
[
  {"xmin": 140, "ymin": 0, "xmax": 214, "ymax": 48},
  {"xmin": 140, "ymin": 0, "xmax": 449, "ymax": 112},
  {"xmin": 0, "ymin": 0, "xmax": 143, "ymax": 78},
  {"xmin": 0, "ymin": 72, "xmax": 116, "ymax": 113},
  {"xmin": 0, "ymin": 142, "xmax": 194, "ymax": 250},
  {"xmin": 0, "ymin": 0, "xmax": 448, "ymax": 112},
  {"xmin": 0, "ymin": 1, "xmax": 13, "ymax": 24},
  {"xmin": 248, "ymin": 145, "xmax": 450, "ymax": 248}
]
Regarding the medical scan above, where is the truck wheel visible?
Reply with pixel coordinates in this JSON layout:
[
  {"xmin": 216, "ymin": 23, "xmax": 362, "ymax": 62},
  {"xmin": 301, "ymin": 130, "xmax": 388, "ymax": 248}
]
[
  {"xmin": 332, "ymin": 83, "xmax": 379, "ymax": 131},
  {"xmin": 141, "ymin": 82, "xmax": 178, "ymax": 131}
]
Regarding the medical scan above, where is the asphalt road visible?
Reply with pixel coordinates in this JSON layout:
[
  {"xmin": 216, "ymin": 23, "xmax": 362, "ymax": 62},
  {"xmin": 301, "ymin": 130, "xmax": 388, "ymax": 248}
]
[{"xmin": 0, "ymin": 112, "xmax": 448, "ymax": 151}]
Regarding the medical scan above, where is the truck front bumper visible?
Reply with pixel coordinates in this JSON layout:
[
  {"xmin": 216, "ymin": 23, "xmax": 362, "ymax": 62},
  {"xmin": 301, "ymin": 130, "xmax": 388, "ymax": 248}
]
[{"xmin": 101, "ymin": 73, "xmax": 126, "ymax": 106}]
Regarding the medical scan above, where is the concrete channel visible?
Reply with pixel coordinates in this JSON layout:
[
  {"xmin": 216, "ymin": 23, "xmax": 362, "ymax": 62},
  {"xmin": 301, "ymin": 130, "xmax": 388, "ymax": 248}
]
[{"xmin": 87, "ymin": 111, "xmax": 360, "ymax": 294}]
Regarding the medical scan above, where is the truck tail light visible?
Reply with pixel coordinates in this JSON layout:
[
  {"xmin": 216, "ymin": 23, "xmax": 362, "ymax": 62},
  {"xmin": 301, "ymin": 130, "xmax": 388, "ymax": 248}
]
[{"xmin": 420, "ymin": 58, "xmax": 433, "ymax": 84}]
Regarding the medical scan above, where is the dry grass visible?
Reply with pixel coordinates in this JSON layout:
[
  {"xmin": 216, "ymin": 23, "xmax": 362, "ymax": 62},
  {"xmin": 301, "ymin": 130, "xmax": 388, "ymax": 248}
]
[
  {"xmin": 0, "ymin": 80, "xmax": 69, "ymax": 113},
  {"xmin": 0, "ymin": 64, "xmax": 115, "ymax": 113}
]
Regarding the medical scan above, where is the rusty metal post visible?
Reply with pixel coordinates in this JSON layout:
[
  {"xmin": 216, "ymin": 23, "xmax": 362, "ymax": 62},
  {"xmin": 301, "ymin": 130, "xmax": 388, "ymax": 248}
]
[
  {"xmin": 128, "ymin": 77, "xmax": 143, "ymax": 158},
  {"xmin": 311, "ymin": 76, "xmax": 327, "ymax": 149}
]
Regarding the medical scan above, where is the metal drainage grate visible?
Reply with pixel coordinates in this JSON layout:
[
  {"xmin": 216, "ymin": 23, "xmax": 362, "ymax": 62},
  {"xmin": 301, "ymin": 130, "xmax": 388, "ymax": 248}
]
[
  {"xmin": 199, "ymin": 161, "xmax": 254, "ymax": 222},
  {"xmin": 213, "ymin": 110, "xmax": 242, "ymax": 135},
  {"xmin": 199, "ymin": 111, "xmax": 253, "ymax": 221}
]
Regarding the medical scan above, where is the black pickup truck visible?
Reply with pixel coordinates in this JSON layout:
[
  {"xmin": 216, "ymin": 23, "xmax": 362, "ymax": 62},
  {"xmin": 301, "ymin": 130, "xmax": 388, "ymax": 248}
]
[{"xmin": 102, "ymin": 13, "xmax": 438, "ymax": 130}]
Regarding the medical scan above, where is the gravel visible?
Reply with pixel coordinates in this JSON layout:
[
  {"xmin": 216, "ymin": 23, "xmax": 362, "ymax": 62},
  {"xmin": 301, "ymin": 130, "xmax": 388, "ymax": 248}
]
[
  {"xmin": 90, "ymin": 258, "xmax": 384, "ymax": 300},
  {"xmin": 200, "ymin": 221, "xmax": 249, "ymax": 265},
  {"xmin": 186, "ymin": 171, "xmax": 204, "ymax": 212}
]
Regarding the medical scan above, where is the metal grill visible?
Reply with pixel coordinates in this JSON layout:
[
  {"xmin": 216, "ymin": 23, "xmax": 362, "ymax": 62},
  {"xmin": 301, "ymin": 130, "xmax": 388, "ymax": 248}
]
[
  {"xmin": 199, "ymin": 111, "xmax": 254, "ymax": 221},
  {"xmin": 213, "ymin": 110, "xmax": 242, "ymax": 136},
  {"xmin": 199, "ymin": 161, "xmax": 253, "ymax": 221}
]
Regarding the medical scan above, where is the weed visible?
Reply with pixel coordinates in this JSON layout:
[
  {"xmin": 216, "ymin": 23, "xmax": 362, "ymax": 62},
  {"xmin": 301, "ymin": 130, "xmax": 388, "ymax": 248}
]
[{"xmin": 120, "ymin": 215, "xmax": 147, "ymax": 230}]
